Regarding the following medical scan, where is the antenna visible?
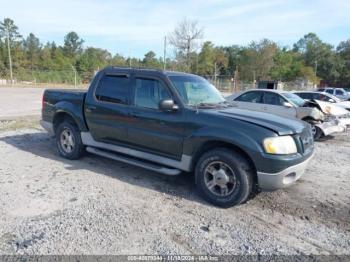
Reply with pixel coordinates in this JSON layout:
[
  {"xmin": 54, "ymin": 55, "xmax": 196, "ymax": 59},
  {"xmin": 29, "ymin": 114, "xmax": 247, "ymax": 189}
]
[{"xmin": 163, "ymin": 36, "xmax": 167, "ymax": 70}]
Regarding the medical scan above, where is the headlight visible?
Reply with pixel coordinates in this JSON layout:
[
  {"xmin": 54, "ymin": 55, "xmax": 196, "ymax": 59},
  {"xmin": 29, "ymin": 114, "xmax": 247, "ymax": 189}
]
[{"xmin": 263, "ymin": 136, "xmax": 297, "ymax": 155}]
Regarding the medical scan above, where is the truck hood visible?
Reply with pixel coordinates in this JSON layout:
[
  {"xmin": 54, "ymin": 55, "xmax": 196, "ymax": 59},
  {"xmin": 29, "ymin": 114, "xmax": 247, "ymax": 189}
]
[
  {"xmin": 215, "ymin": 108, "xmax": 306, "ymax": 135},
  {"xmin": 313, "ymin": 100, "xmax": 349, "ymax": 116}
]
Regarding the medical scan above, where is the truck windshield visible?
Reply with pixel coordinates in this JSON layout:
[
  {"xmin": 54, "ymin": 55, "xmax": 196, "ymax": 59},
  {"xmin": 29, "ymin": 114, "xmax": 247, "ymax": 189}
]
[{"xmin": 168, "ymin": 75, "xmax": 225, "ymax": 107}]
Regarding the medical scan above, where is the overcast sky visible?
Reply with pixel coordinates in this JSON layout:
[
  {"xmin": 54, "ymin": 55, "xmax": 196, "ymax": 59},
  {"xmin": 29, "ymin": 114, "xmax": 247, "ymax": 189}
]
[{"xmin": 1, "ymin": 0, "xmax": 350, "ymax": 58}]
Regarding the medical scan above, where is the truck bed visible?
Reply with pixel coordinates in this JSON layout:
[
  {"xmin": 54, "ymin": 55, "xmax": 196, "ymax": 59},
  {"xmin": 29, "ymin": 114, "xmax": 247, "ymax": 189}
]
[
  {"xmin": 42, "ymin": 89, "xmax": 88, "ymax": 130},
  {"xmin": 43, "ymin": 89, "xmax": 87, "ymax": 106}
]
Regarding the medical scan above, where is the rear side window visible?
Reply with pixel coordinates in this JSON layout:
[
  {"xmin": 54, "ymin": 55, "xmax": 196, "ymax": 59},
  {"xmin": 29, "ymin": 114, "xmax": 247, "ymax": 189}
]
[
  {"xmin": 235, "ymin": 91, "xmax": 262, "ymax": 103},
  {"xmin": 95, "ymin": 75, "xmax": 129, "ymax": 104},
  {"xmin": 134, "ymin": 78, "xmax": 171, "ymax": 109},
  {"xmin": 263, "ymin": 92, "xmax": 286, "ymax": 106},
  {"xmin": 325, "ymin": 89, "xmax": 333, "ymax": 95}
]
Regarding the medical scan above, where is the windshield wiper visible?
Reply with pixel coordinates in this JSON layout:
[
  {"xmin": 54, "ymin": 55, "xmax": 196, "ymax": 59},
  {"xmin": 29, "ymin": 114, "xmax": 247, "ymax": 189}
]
[{"xmin": 196, "ymin": 102, "xmax": 221, "ymax": 108}]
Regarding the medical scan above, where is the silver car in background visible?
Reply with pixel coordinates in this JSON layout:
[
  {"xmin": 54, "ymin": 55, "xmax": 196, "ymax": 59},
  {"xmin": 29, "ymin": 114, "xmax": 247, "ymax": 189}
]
[
  {"xmin": 227, "ymin": 89, "xmax": 347, "ymax": 140},
  {"xmin": 293, "ymin": 91, "xmax": 350, "ymax": 111}
]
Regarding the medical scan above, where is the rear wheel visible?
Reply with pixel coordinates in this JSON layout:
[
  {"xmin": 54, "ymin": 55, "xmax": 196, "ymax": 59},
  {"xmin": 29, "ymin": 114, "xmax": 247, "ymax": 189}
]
[
  {"xmin": 195, "ymin": 148, "xmax": 254, "ymax": 208},
  {"xmin": 56, "ymin": 120, "xmax": 84, "ymax": 160}
]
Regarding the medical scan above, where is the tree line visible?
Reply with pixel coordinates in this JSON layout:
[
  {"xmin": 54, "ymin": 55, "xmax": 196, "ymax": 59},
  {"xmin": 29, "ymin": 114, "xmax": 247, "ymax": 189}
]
[{"xmin": 1, "ymin": 17, "xmax": 350, "ymax": 86}]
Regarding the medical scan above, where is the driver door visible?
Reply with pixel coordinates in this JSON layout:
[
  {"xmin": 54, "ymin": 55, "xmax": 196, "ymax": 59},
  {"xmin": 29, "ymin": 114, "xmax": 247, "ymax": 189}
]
[{"xmin": 126, "ymin": 75, "xmax": 185, "ymax": 159}]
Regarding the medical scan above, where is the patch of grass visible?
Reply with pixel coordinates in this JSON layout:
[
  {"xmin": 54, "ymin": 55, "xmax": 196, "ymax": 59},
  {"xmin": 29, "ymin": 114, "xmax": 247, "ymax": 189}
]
[{"xmin": 0, "ymin": 116, "xmax": 41, "ymax": 132}]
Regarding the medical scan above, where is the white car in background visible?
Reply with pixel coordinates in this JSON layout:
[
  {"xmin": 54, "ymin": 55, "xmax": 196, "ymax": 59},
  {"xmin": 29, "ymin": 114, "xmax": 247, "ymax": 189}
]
[
  {"xmin": 317, "ymin": 87, "xmax": 350, "ymax": 101},
  {"xmin": 227, "ymin": 89, "xmax": 349, "ymax": 140},
  {"xmin": 293, "ymin": 91, "xmax": 350, "ymax": 112}
]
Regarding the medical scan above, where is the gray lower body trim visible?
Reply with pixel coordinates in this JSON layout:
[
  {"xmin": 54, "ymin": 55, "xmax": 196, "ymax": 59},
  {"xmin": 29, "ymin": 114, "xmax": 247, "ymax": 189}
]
[
  {"xmin": 40, "ymin": 120, "xmax": 54, "ymax": 136},
  {"xmin": 86, "ymin": 147, "xmax": 181, "ymax": 175},
  {"xmin": 81, "ymin": 132, "xmax": 192, "ymax": 171},
  {"xmin": 257, "ymin": 152, "xmax": 314, "ymax": 191}
]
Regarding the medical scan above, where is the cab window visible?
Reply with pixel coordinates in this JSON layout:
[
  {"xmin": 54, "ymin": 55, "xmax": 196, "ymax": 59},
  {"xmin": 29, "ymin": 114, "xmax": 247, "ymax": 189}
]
[
  {"xmin": 134, "ymin": 78, "xmax": 171, "ymax": 109},
  {"xmin": 95, "ymin": 75, "xmax": 129, "ymax": 104}
]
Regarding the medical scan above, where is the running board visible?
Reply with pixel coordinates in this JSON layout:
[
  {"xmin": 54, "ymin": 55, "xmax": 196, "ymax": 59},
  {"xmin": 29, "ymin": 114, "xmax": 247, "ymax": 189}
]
[{"xmin": 86, "ymin": 147, "xmax": 182, "ymax": 176}]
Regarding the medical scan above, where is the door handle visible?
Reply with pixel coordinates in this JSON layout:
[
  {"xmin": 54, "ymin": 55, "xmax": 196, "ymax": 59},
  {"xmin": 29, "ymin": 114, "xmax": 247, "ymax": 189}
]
[
  {"xmin": 86, "ymin": 106, "xmax": 96, "ymax": 113},
  {"xmin": 130, "ymin": 111, "xmax": 141, "ymax": 117}
]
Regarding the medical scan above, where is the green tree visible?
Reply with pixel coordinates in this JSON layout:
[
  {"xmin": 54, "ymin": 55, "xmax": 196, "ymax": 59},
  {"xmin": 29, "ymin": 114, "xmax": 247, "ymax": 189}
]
[
  {"xmin": 0, "ymin": 18, "xmax": 22, "ymax": 80},
  {"xmin": 111, "ymin": 53, "xmax": 126, "ymax": 66},
  {"xmin": 337, "ymin": 40, "xmax": 350, "ymax": 85},
  {"xmin": 239, "ymin": 39, "xmax": 278, "ymax": 82},
  {"xmin": 142, "ymin": 51, "xmax": 161, "ymax": 68},
  {"xmin": 76, "ymin": 47, "xmax": 112, "ymax": 81},
  {"xmin": 269, "ymin": 49, "xmax": 301, "ymax": 81},
  {"xmin": 63, "ymin": 31, "xmax": 84, "ymax": 58},
  {"xmin": 293, "ymin": 33, "xmax": 337, "ymax": 83},
  {"xmin": 197, "ymin": 41, "xmax": 228, "ymax": 75},
  {"xmin": 24, "ymin": 33, "xmax": 41, "ymax": 70},
  {"xmin": 220, "ymin": 45, "xmax": 241, "ymax": 75}
]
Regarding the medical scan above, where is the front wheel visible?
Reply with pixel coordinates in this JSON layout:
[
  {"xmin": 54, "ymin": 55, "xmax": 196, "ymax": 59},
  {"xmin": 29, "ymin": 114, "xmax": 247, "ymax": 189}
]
[
  {"xmin": 195, "ymin": 148, "xmax": 254, "ymax": 208},
  {"xmin": 56, "ymin": 120, "xmax": 84, "ymax": 160},
  {"xmin": 306, "ymin": 120, "xmax": 323, "ymax": 140}
]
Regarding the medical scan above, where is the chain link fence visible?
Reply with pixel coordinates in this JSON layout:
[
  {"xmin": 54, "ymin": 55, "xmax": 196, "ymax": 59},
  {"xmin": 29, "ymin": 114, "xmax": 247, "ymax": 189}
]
[
  {"xmin": 204, "ymin": 75, "xmax": 316, "ymax": 94},
  {"xmin": 0, "ymin": 69, "xmax": 92, "ymax": 89},
  {"xmin": 0, "ymin": 70, "xmax": 316, "ymax": 93}
]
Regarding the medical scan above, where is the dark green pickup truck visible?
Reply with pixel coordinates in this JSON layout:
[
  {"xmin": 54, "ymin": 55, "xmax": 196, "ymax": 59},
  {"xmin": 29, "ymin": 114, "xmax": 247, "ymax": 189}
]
[{"xmin": 41, "ymin": 67, "xmax": 314, "ymax": 207}]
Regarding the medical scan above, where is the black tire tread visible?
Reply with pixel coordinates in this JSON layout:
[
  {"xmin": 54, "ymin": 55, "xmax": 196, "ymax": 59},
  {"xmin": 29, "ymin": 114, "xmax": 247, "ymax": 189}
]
[
  {"xmin": 56, "ymin": 120, "xmax": 84, "ymax": 160},
  {"xmin": 195, "ymin": 148, "xmax": 255, "ymax": 208}
]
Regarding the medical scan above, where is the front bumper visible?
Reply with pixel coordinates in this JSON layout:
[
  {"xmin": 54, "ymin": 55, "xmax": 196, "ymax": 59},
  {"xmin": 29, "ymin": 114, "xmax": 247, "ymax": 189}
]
[
  {"xmin": 338, "ymin": 118, "xmax": 350, "ymax": 130},
  {"xmin": 316, "ymin": 121, "xmax": 345, "ymax": 136},
  {"xmin": 257, "ymin": 151, "xmax": 314, "ymax": 191}
]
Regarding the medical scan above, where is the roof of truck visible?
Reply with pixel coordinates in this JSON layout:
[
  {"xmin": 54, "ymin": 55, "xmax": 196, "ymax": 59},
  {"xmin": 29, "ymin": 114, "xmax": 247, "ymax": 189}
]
[{"xmin": 104, "ymin": 66, "xmax": 198, "ymax": 77}]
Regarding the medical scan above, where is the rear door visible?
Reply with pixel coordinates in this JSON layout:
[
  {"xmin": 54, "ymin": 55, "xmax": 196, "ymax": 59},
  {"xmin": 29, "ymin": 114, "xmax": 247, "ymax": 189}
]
[
  {"xmin": 262, "ymin": 92, "xmax": 296, "ymax": 118},
  {"xmin": 84, "ymin": 72, "xmax": 133, "ymax": 144},
  {"xmin": 127, "ymin": 74, "xmax": 185, "ymax": 158}
]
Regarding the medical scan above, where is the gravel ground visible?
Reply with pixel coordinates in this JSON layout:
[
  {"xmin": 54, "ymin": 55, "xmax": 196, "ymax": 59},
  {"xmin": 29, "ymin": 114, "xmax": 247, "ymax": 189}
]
[
  {"xmin": 0, "ymin": 88, "xmax": 45, "ymax": 119},
  {"xmin": 0, "ymin": 123, "xmax": 349, "ymax": 255}
]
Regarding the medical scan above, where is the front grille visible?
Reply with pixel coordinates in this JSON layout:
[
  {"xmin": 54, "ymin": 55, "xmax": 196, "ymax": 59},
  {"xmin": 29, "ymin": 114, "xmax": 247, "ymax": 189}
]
[{"xmin": 299, "ymin": 128, "xmax": 314, "ymax": 153}]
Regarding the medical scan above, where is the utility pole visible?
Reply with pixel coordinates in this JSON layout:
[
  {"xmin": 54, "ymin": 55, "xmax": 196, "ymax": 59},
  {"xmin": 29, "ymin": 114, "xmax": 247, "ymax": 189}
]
[
  {"xmin": 314, "ymin": 59, "xmax": 318, "ymax": 78},
  {"xmin": 214, "ymin": 62, "xmax": 217, "ymax": 86},
  {"xmin": 128, "ymin": 48, "xmax": 131, "ymax": 67},
  {"xmin": 163, "ymin": 36, "xmax": 167, "ymax": 70},
  {"xmin": 71, "ymin": 65, "xmax": 77, "ymax": 88},
  {"xmin": 6, "ymin": 30, "xmax": 13, "ymax": 83}
]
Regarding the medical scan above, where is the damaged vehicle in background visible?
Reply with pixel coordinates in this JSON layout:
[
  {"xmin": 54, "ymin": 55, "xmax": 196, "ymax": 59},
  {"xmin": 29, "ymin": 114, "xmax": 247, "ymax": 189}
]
[
  {"xmin": 226, "ymin": 89, "xmax": 348, "ymax": 140},
  {"xmin": 293, "ymin": 91, "xmax": 350, "ymax": 112}
]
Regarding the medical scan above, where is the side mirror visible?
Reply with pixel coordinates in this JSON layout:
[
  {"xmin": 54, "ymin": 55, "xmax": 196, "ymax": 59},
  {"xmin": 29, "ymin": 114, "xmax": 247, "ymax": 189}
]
[
  {"xmin": 159, "ymin": 99, "xmax": 178, "ymax": 111},
  {"xmin": 283, "ymin": 102, "xmax": 293, "ymax": 108}
]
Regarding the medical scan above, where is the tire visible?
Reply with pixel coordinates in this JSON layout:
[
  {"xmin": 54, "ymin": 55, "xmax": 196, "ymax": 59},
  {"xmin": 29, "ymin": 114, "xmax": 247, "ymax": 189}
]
[
  {"xmin": 56, "ymin": 120, "xmax": 84, "ymax": 160},
  {"xmin": 195, "ymin": 148, "xmax": 254, "ymax": 208},
  {"xmin": 306, "ymin": 120, "xmax": 323, "ymax": 141}
]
